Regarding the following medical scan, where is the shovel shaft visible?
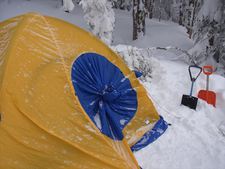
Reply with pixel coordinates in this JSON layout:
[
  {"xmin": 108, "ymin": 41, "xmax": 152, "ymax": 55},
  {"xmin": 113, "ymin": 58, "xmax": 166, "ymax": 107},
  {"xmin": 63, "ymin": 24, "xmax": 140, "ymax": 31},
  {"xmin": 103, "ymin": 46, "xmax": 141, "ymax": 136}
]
[
  {"xmin": 206, "ymin": 75, "xmax": 209, "ymax": 91},
  {"xmin": 190, "ymin": 81, "xmax": 194, "ymax": 96}
]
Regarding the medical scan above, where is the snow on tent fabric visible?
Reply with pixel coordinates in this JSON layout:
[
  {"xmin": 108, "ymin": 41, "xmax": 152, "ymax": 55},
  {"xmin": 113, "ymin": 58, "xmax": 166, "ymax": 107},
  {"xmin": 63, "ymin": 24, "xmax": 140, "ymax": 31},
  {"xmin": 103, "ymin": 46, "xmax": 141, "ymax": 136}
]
[
  {"xmin": 131, "ymin": 116, "xmax": 168, "ymax": 152},
  {"xmin": 0, "ymin": 13, "xmax": 167, "ymax": 169}
]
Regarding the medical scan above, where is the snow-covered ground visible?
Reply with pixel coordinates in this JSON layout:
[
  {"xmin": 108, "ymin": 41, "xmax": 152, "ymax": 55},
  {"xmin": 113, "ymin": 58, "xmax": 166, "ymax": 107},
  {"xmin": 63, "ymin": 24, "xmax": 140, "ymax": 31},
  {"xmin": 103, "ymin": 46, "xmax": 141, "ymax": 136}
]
[
  {"xmin": 114, "ymin": 45, "xmax": 225, "ymax": 169},
  {"xmin": 135, "ymin": 57, "xmax": 225, "ymax": 169},
  {"xmin": 114, "ymin": 10, "xmax": 193, "ymax": 50},
  {"xmin": 1, "ymin": 0, "xmax": 225, "ymax": 169}
]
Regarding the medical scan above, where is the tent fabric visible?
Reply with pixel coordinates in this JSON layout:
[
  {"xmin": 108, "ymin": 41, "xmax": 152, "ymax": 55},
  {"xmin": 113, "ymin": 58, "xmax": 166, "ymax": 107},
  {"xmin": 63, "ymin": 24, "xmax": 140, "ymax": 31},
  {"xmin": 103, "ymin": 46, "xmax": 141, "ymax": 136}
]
[
  {"xmin": 131, "ymin": 116, "xmax": 168, "ymax": 152},
  {"xmin": 0, "ymin": 13, "xmax": 164, "ymax": 169},
  {"xmin": 71, "ymin": 52, "xmax": 137, "ymax": 140}
]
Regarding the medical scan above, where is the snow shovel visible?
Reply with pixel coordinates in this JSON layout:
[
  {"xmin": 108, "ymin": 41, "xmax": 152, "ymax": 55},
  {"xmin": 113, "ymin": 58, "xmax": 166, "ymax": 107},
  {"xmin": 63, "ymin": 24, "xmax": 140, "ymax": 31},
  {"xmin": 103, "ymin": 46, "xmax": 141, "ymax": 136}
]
[
  {"xmin": 181, "ymin": 65, "xmax": 202, "ymax": 110},
  {"xmin": 198, "ymin": 65, "xmax": 216, "ymax": 107}
]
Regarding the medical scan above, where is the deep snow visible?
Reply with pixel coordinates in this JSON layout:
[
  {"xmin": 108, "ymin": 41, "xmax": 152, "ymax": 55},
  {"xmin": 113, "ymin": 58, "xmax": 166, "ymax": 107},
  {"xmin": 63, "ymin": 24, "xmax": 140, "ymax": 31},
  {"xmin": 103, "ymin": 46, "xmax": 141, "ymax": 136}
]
[
  {"xmin": 135, "ymin": 57, "xmax": 225, "ymax": 169},
  {"xmin": 113, "ymin": 45, "xmax": 225, "ymax": 168},
  {"xmin": 1, "ymin": 0, "xmax": 225, "ymax": 169}
]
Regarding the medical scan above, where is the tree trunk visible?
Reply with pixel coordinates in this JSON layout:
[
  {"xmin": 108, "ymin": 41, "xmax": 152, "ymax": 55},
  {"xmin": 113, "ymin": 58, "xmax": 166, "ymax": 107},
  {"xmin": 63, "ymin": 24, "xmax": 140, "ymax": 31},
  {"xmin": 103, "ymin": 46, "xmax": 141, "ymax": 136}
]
[
  {"xmin": 133, "ymin": 0, "xmax": 146, "ymax": 40},
  {"xmin": 150, "ymin": 0, "xmax": 154, "ymax": 19},
  {"xmin": 133, "ymin": 0, "xmax": 139, "ymax": 40},
  {"xmin": 184, "ymin": 0, "xmax": 198, "ymax": 38},
  {"xmin": 145, "ymin": 0, "xmax": 154, "ymax": 19},
  {"xmin": 179, "ymin": 5, "xmax": 183, "ymax": 25}
]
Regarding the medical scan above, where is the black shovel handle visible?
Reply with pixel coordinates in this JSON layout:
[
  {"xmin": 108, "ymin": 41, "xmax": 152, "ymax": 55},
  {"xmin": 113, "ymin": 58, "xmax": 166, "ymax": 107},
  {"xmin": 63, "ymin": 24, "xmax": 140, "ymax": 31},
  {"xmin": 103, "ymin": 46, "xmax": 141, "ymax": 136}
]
[{"xmin": 188, "ymin": 65, "xmax": 202, "ymax": 82}]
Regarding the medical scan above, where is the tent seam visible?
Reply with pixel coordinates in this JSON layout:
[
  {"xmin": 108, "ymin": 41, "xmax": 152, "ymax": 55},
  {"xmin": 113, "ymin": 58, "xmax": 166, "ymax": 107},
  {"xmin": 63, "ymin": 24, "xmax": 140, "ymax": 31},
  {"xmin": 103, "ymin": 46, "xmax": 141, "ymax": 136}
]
[{"xmin": 0, "ymin": 15, "xmax": 26, "ymax": 103}]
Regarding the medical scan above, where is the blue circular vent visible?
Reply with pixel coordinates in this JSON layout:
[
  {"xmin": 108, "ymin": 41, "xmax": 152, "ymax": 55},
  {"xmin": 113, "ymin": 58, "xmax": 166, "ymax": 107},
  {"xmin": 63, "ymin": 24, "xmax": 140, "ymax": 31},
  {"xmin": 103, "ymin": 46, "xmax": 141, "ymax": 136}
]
[{"xmin": 71, "ymin": 53, "xmax": 137, "ymax": 140}]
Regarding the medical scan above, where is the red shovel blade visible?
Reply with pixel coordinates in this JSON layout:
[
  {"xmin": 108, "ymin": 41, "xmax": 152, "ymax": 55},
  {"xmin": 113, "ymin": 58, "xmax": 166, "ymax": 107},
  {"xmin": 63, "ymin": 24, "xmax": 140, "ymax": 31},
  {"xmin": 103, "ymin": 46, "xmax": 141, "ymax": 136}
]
[{"xmin": 198, "ymin": 90, "xmax": 216, "ymax": 107}]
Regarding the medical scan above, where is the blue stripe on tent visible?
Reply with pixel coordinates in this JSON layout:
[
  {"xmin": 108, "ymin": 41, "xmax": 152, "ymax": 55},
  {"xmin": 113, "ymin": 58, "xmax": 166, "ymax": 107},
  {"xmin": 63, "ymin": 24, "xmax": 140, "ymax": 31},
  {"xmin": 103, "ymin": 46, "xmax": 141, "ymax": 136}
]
[
  {"xmin": 131, "ymin": 116, "xmax": 168, "ymax": 152},
  {"xmin": 71, "ymin": 53, "xmax": 137, "ymax": 140}
]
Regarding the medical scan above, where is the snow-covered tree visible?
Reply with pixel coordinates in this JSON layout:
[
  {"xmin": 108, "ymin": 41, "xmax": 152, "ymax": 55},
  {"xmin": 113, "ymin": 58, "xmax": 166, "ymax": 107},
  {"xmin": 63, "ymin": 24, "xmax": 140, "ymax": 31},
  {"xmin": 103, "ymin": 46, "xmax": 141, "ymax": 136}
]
[
  {"xmin": 145, "ymin": 0, "xmax": 154, "ymax": 19},
  {"xmin": 218, "ymin": 2, "xmax": 225, "ymax": 69},
  {"xmin": 111, "ymin": 0, "xmax": 132, "ymax": 11},
  {"xmin": 190, "ymin": 0, "xmax": 225, "ymax": 75},
  {"xmin": 209, "ymin": 0, "xmax": 225, "ymax": 74},
  {"xmin": 152, "ymin": 0, "xmax": 172, "ymax": 21},
  {"xmin": 62, "ymin": 0, "xmax": 75, "ymax": 12},
  {"xmin": 172, "ymin": 0, "xmax": 197, "ymax": 37},
  {"xmin": 80, "ymin": 0, "xmax": 115, "ymax": 45},
  {"xmin": 170, "ymin": 0, "xmax": 181, "ymax": 23}
]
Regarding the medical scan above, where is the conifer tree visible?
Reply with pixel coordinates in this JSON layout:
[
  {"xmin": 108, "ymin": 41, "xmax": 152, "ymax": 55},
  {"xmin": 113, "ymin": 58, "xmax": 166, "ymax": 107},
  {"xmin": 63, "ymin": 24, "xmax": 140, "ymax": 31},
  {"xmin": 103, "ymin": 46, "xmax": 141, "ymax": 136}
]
[{"xmin": 80, "ymin": 0, "xmax": 115, "ymax": 45}]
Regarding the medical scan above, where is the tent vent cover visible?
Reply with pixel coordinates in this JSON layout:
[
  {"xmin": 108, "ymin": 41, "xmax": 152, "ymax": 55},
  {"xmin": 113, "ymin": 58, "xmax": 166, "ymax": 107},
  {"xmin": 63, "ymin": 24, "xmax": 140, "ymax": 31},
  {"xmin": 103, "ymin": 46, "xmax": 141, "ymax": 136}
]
[{"xmin": 71, "ymin": 53, "xmax": 138, "ymax": 140}]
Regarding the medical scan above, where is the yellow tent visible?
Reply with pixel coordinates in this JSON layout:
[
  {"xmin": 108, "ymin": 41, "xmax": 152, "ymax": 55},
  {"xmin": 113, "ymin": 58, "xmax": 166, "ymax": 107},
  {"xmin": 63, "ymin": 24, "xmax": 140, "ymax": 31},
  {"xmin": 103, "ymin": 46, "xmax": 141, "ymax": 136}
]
[{"xmin": 0, "ymin": 13, "xmax": 163, "ymax": 169}]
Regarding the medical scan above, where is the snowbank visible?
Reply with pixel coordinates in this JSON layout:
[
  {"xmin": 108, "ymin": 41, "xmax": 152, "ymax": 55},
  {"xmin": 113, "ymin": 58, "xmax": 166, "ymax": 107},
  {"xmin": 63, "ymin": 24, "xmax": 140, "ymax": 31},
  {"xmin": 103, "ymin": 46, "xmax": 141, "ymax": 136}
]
[{"xmin": 113, "ymin": 45, "xmax": 225, "ymax": 169}]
